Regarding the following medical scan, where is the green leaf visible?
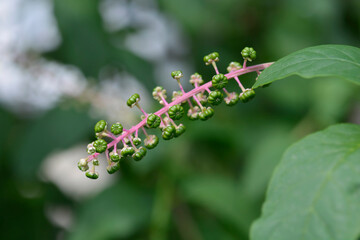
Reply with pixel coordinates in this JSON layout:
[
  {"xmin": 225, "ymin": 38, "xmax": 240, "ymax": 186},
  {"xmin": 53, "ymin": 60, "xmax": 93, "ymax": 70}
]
[
  {"xmin": 253, "ymin": 45, "xmax": 360, "ymax": 88},
  {"xmin": 69, "ymin": 182, "xmax": 152, "ymax": 240},
  {"xmin": 251, "ymin": 123, "xmax": 360, "ymax": 240}
]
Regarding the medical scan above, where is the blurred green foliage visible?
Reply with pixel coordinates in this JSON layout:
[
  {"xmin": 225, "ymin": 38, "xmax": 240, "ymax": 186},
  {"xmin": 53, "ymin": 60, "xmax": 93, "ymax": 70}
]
[{"xmin": 1, "ymin": 0, "xmax": 359, "ymax": 239}]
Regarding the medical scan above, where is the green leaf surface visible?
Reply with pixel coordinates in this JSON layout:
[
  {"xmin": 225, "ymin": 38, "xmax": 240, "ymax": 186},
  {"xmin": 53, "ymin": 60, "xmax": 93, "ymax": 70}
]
[
  {"xmin": 251, "ymin": 124, "xmax": 360, "ymax": 240},
  {"xmin": 69, "ymin": 182, "xmax": 152, "ymax": 240},
  {"xmin": 253, "ymin": 45, "xmax": 360, "ymax": 88}
]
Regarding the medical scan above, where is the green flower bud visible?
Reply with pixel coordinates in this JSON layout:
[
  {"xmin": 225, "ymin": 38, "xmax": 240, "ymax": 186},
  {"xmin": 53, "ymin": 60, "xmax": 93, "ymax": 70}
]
[
  {"xmin": 239, "ymin": 89, "xmax": 256, "ymax": 103},
  {"xmin": 127, "ymin": 93, "xmax": 140, "ymax": 108},
  {"xmin": 175, "ymin": 124, "xmax": 186, "ymax": 137},
  {"xmin": 162, "ymin": 125, "xmax": 176, "ymax": 140},
  {"xmin": 168, "ymin": 104, "xmax": 184, "ymax": 120},
  {"xmin": 208, "ymin": 90, "xmax": 223, "ymax": 105},
  {"xmin": 132, "ymin": 147, "xmax": 147, "ymax": 161},
  {"xmin": 241, "ymin": 47, "xmax": 256, "ymax": 62},
  {"xmin": 203, "ymin": 52, "xmax": 219, "ymax": 65},
  {"xmin": 203, "ymin": 55, "xmax": 211, "ymax": 64},
  {"xmin": 85, "ymin": 171, "xmax": 99, "ymax": 179},
  {"xmin": 121, "ymin": 147, "xmax": 135, "ymax": 157},
  {"xmin": 87, "ymin": 143, "xmax": 96, "ymax": 155},
  {"xmin": 93, "ymin": 159, "xmax": 100, "ymax": 166},
  {"xmin": 189, "ymin": 73, "xmax": 204, "ymax": 86},
  {"xmin": 171, "ymin": 70, "xmax": 183, "ymax": 80},
  {"xmin": 106, "ymin": 162, "xmax": 120, "ymax": 174},
  {"xmin": 152, "ymin": 86, "xmax": 167, "ymax": 102},
  {"xmin": 147, "ymin": 113, "xmax": 161, "ymax": 128},
  {"xmin": 110, "ymin": 152, "xmax": 121, "ymax": 162},
  {"xmin": 187, "ymin": 106, "xmax": 200, "ymax": 120},
  {"xmin": 193, "ymin": 92, "xmax": 207, "ymax": 105},
  {"xmin": 144, "ymin": 135, "xmax": 159, "ymax": 149},
  {"xmin": 211, "ymin": 74, "xmax": 228, "ymax": 89},
  {"xmin": 111, "ymin": 122, "xmax": 123, "ymax": 135},
  {"xmin": 227, "ymin": 61, "xmax": 242, "ymax": 72},
  {"xmin": 94, "ymin": 120, "xmax": 107, "ymax": 133},
  {"xmin": 172, "ymin": 90, "xmax": 183, "ymax": 102},
  {"xmin": 210, "ymin": 52, "xmax": 219, "ymax": 60},
  {"xmin": 93, "ymin": 139, "xmax": 108, "ymax": 153},
  {"xmin": 78, "ymin": 158, "xmax": 89, "ymax": 172},
  {"xmin": 133, "ymin": 137, "xmax": 142, "ymax": 146},
  {"xmin": 199, "ymin": 107, "xmax": 214, "ymax": 121},
  {"xmin": 224, "ymin": 92, "xmax": 239, "ymax": 106}
]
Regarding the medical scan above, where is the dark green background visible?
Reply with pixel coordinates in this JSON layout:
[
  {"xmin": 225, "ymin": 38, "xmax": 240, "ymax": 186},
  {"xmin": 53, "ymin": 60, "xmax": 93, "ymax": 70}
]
[{"xmin": 1, "ymin": 0, "xmax": 359, "ymax": 239}]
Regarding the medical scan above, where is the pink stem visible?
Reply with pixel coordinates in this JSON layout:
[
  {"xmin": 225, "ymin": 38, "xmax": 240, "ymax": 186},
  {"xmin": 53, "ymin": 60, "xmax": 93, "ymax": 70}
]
[
  {"xmin": 205, "ymin": 87, "xmax": 211, "ymax": 93},
  {"xmin": 243, "ymin": 59, "xmax": 247, "ymax": 69},
  {"xmin": 165, "ymin": 112, "xmax": 177, "ymax": 127},
  {"xmin": 160, "ymin": 95, "xmax": 168, "ymax": 106},
  {"xmin": 212, "ymin": 62, "xmax": 220, "ymax": 74},
  {"xmin": 141, "ymin": 126, "xmax": 148, "ymax": 137},
  {"xmin": 192, "ymin": 95, "xmax": 204, "ymax": 109},
  {"xmin": 223, "ymin": 88, "xmax": 230, "ymax": 95},
  {"xmin": 234, "ymin": 76, "xmax": 246, "ymax": 92},
  {"xmin": 187, "ymin": 99, "xmax": 194, "ymax": 108},
  {"xmin": 136, "ymin": 103, "xmax": 148, "ymax": 116},
  {"xmin": 177, "ymin": 81, "xmax": 186, "ymax": 94}
]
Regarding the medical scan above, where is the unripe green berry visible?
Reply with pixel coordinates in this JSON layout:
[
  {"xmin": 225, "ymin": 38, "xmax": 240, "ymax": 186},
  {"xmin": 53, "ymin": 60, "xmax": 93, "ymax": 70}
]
[
  {"xmin": 175, "ymin": 124, "xmax": 186, "ymax": 137},
  {"xmin": 211, "ymin": 74, "xmax": 228, "ymax": 89},
  {"xmin": 94, "ymin": 120, "xmax": 107, "ymax": 133},
  {"xmin": 132, "ymin": 147, "xmax": 147, "ymax": 161},
  {"xmin": 133, "ymin": 137, "xmax": 142, "ymax": 146},
  {"xmin": 239, "ymin": 89, "xmax": 256, "ymax": 103},
  {"xmin": 210, "ymin": 52, "xmax": 219, "ymax": 60},
  {"xmin": 227, "ymin": 61, "xmax": 242, "ymax": 72},
  {"xmin": 121, "ymin": 147, "xmax": 135, "ymax": 157},
  {"xmin": 93, "ymin": 139, "xmax": 108, "ymax": 153},
  {"xmin": 127, "ymin": 93, "xmax": 140, "ymax": 108},
  {"xmin": 147, "ymin": 113, "xmax": 161, "ymax": 128},
  {"xmin": 106, "ymin": 162, "xmax": 120, "ymax": 174},
  {"xmin": 168, "ymin": 104, "xmax": 184, "ymax": 120},
  {"xmin": 111, "ymin": 122, "xmax": 123, "ymax": 135},
  {"xmin": 144, "ymin": 135, "xmax": 159, "ymax": 149},
  {"xmin": 199, "ymin": 107, "xmax": 214, "ymax": 121},
  {"xmin": 85, "ymin": 171, "xmax": 99, "ymax": 179},
  {"xmin": 78, "ymin": 158, "xmax": 89, "ymax": 172},
  {"xmin": 171, "ymin": 70, "xmax": 183, "ymax": 80},
  {"xmin": 241, "ymin": 47, "xmax": 256, "ymax": 61},
  {"xmin": 208, "ymin": 90, "xmax": 224, "ymax": 105},
  {"xmin": 224, "ymin": 92, "xmax": 239, "ymax": 106},
  {"xmin": 203, "ymin": 52, "xmax": 219, "ymax": 65},
  {"xmin": 110, "ymin": 152, "xmax": 121, "ymax": 162},
  {"xmin": 93, "ymin": 159, "xmax": 100, "ymax": 166},
  {"xmin": 162, "ymin": 125, "xmax": 176, "ymax": 140},
  {"xmin": 87, "ymin": 143, "xmax": 96, "ymax": 155}
]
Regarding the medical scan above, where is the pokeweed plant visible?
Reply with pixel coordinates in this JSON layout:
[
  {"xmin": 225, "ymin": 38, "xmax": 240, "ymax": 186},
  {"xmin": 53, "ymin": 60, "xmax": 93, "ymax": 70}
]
[
  {"xmin": 76, "ymin": 44, "xmax": 360, "ymax": 239},
  {"xmin": 78, "ymin": 46, "xmax": 274, "ymax": 179}
]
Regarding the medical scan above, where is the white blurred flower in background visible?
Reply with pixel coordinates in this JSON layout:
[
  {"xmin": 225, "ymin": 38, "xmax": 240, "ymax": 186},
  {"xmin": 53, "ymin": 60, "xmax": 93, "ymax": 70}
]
[{"xmin": 0, "ymin": 0, "xmax": 88, "ymax": 115}]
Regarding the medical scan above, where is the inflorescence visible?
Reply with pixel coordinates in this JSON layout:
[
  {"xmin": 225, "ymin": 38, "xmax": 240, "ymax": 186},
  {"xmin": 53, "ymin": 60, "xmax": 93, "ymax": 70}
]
[{"xmin": 78, "ymin": 47, "xmax": 273, "ymax": 179}]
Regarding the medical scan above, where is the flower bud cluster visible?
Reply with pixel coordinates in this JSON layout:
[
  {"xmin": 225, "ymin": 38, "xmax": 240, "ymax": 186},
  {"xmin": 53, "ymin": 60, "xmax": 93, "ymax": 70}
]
[{"xmin": 78, "ymin": 47, "xmax": 273, "ymax": 179}]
